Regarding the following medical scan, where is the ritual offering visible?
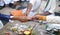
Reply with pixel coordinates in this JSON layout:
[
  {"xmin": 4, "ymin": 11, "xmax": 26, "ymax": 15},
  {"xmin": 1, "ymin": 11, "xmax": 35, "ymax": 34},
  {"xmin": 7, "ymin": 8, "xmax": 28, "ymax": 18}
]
[
  {"xmin": 12, "ymin": 27, "xmax": 17, "ymax": 32},
  {"xmin": 10, "ymin": 24, "xmax": 36, "ymax": 35},
  {"xmin": 24, "ymin": 31, "xmax": 31, "ymax": 35}
]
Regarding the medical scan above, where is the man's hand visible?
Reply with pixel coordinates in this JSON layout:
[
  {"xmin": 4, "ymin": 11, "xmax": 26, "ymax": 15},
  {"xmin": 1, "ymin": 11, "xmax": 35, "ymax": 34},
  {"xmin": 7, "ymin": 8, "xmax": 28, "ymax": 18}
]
[
  {"xmin": 19, "ymin": 16, "xmax": 28, "ymax": 22},
  {"xmin": 34, "ymin": 15, "xmax": 46, "ymax": 21}
]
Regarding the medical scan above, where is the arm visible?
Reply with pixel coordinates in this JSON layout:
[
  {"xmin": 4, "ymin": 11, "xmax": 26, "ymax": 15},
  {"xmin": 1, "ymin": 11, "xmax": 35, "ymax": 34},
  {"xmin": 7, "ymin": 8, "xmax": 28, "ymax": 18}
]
[
  {"xmin": 25, "ymin": 0, "xmax": 36, "ymax": 16},
  {"xmin": 35, "ymin": 15, "xmax": 60, "ymax": 23},
  {"xmin": 26, "ymin": 3, "xmax": 32, "ymax": 15},
  {"xmin": 10, "ymin": 16, "xmax": 30, "ymax": 22}
]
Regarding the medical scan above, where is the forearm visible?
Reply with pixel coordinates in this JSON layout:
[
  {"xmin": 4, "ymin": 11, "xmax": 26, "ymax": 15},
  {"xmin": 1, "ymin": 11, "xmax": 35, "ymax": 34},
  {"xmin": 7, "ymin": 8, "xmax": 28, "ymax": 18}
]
[
  {"xmin": 36, "ymin": 15, "xmax": 60, "ymax": 23},
  {"xmin": 26, "ymin": 3, "xmax": 32, "ymax": 15},
  {"xmin": 10, "ymin": 16, "xmax": 29, "ymax": 21},
  {"xmin": 10, "ymin": 16, "xmax": 20, "ymax": 20}
]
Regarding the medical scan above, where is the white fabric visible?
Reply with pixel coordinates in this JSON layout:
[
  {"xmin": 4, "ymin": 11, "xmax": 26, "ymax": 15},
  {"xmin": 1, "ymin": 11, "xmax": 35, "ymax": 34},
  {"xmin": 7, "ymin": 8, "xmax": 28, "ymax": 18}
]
[
  {"xmin": 46, "ymin": 15, "xmax": 60, "ymax": 23},
  {"xmin": 4, "ymin": 0, "xmax": 19, "ymax": 4},
  {"xmin": 10, "ymin": 16, "xmax": 14, "ymax": 18},
  {"xmin": 49, "ymin": 0, "xmax": 56, "ymax": 13},
  {"xmin": 29, "ymin": 0, "xmax": 36, "ymax": 6},
  {"xmin": 29, "ymin": 0, "xmax": 56, "ymax": 14},
  {"xmin": 0, "ymin": 20, "xmax": 3, "ymax": 29},
  {"xmin": 28, "ymin": 11, "xmax": 36, "ymax": 18},
  {"xmin": 32, "ymin": 0, "xmax": 41, "ymax": 10},
  {"xmin": 39, "ymin": 0, "xmax": 47, "ymax": 14},
  {"xmin": 46, "ymin": 13, "xmax": 55, "ymax": 23},
  {"xmin": 29, "ymin": 0, "xmax": 47, "ymax": 14},
  {"xmin": 22, "ymin": 8, "xmax": 27, "ymax": 14},
  {"xmin": 0, "ymin": 0, "xmax": 4, "ymax": 6},
  {"xmin": 43, "ymin": 0, "xmax": 52, "ymax": 12},
  {"xmin": 40, "ymin": 1, "xmax": 47, "ymax": 11},
  {"xmin": 44, "ymin": 0, "xmax": 56, "ymax": 13},
  {"xmin": 29, "ymin": 0, "xmax": 41, "ymax": 10}
]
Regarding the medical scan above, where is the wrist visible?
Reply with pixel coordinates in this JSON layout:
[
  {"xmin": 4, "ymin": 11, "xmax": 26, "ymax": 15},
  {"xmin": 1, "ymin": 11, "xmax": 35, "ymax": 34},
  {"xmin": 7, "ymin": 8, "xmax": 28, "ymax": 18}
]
[
  {"xmin": 37, "ymin": 15, "xmax": 46, "ymax": 21},
  {"xmin": 41, "ymin": 16, "xmax": 46, "ymax": 21}
]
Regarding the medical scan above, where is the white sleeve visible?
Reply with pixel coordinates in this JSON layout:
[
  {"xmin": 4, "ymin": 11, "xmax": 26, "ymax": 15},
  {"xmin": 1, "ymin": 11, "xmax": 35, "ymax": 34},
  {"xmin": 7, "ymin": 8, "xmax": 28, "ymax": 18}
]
[
  {"xmin": 32, "ymin": 0, "xmax": 41, "ymax": 10},
  {"xmin": 49, "ymin": 0, "xmax": 56, "ymax": 13},
  {"xmin": 46, "ymin": 16, "xmax": 60, "ymax": 23},
  {"xmin": 29, "ymin": 0, "xmax": 36, "ymax": 6},
  {"xmin": 28, "ymin": 11, "xmax": 36, "ymax": 18}
]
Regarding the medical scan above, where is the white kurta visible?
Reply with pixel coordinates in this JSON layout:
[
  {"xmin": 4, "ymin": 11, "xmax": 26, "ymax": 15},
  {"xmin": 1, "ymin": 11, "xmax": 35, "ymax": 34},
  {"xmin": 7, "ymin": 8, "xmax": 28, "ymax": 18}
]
[
  {"xmin": 46, "ymin": 16, "xmax": 60, "ymax": 23},
  {"xmin": 44, "ymin": 0, "xmax": 56, "ymax": 13},
  {"xmin": 29, "ymin": 0, "xmax": 56, "ymax": 14}
]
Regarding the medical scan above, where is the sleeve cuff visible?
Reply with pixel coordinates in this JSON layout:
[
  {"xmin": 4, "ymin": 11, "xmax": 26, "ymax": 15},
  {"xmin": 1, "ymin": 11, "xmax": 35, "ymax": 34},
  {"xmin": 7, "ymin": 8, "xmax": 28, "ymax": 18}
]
[{"xmin": 10, "ymin": 16, "xmax": 14, "ymax": 18}]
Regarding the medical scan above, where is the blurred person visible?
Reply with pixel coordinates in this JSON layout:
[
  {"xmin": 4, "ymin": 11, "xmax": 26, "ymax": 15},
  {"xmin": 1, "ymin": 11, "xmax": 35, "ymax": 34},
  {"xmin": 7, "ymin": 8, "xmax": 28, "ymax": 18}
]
[
  {"xmin": 10, "ymin": 0, "xmax": 56, "ymax": 20},
  {"xmin": 24, "ymin": 0, "xmax": 56, "ymax": 16}
]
